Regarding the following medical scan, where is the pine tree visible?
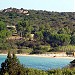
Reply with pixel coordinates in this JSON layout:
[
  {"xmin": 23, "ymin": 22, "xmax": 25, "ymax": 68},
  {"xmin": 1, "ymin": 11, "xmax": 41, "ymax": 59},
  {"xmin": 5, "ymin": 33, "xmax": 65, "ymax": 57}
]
[{"xmin": 0, "ymin": 51, "xmax": 25, "ymax": 75}]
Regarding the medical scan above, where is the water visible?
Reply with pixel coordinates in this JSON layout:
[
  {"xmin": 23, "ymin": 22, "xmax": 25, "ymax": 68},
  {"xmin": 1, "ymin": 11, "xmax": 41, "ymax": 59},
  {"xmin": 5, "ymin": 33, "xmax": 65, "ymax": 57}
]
[{"xmin": 0, "ymin": 55, "xmax": 73, "ymax": 70}]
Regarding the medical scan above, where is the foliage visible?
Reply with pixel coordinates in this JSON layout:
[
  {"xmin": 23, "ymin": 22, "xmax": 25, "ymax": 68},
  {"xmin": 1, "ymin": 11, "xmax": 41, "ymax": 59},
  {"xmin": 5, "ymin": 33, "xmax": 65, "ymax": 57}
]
[
  {"xmin": 71, "ymin": 35, "xmax": 75, "ymax": 45},
  {"xmin": 51, "ymin": 45, "xmax": 75, "ymax": 52},
  {"xmin": 0, "ymin": 8, "xmax": 75, "ymax": 53},
  {"xmin": 0, "ymin": 52, "xmax": 25, "ymax": 75},
  {"xmin": 47, "ymin": 68, "xmax": 75, "ymax": 75},
  {"xmin": 0, "ymin": 21, "xmax": 6, "ymax": 31},
  {"xmin": 45, "ymin": 33, "xmax": 71, "ymax": 47},
  {"xmin": 17, "ymin": 48, "xmax": 33, "ymax": 54}
]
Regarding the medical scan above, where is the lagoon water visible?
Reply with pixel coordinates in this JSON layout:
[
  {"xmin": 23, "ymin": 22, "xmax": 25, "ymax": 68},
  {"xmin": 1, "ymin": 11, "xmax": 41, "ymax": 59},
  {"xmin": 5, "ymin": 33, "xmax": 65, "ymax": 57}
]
[{"xmin": 0, "ymin": 55, "xmax": 73, "ymax": 70}]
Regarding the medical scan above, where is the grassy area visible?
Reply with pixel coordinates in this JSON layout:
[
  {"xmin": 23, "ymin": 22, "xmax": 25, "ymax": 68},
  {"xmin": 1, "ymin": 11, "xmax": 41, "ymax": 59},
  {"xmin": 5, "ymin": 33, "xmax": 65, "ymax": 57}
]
[{"xmin": 52, "ymin": 45, "xmax": 75, "ymax": 52}]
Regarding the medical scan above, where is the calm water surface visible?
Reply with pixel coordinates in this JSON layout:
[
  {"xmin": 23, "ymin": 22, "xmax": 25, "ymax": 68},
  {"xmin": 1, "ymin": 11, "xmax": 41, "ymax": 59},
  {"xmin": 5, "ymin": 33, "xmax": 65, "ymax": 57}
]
[{"xmin": 0, "ymin": 55, "xmax": 73, "ymax": 70}]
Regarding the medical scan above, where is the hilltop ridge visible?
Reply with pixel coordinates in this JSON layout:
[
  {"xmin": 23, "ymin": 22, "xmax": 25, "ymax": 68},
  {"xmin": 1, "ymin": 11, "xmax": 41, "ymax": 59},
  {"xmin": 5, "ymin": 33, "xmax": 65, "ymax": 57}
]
[
  {"xmin": 0, "ymin": 8, "xmax": 75, "ymax": 30},
  {"xmin": 0, "ymin": 7, "xmax": 29, "ymax": 15}
]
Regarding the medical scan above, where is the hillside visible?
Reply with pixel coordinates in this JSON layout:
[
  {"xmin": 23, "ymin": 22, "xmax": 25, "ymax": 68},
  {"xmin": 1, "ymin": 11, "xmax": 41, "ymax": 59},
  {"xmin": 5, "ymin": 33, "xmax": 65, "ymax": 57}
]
[
  {"xmin": 0, "ymin": 8, "xmax": 75, "ymax": 30},
  {"xmin": 0, "ymin": 8, "xmax": 75, "ymax": 54}
]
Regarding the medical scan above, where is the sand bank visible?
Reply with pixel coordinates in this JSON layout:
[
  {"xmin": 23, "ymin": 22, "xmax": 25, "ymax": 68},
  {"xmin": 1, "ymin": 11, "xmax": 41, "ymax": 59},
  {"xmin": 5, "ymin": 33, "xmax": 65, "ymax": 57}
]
[{"xmin": 0, "ymin": 53, "xmax": 75, "ymax": 59}]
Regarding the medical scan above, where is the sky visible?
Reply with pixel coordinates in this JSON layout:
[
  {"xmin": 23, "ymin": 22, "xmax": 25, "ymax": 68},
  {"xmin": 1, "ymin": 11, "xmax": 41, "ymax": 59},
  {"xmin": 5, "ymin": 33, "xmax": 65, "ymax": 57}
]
[{"xmin": 0, "ymin": 0, "xmax": 74, "ymax": 12}]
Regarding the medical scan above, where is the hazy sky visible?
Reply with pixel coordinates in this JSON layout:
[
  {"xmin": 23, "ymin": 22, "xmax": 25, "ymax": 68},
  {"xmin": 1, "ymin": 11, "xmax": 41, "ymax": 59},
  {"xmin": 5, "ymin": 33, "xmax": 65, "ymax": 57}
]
[{"xmin": 0, "ymin": 0, "xmax": 74, "ymax": 12}]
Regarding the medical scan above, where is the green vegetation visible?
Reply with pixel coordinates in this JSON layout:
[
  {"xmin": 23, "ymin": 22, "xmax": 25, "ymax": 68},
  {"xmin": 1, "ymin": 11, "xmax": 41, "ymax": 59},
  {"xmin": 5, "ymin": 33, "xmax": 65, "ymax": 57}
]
[
  {"xmin": 0, "ymin": 8, "xmax": 75, "ymax": 53},
  {"xmin": 53, "ymin": 45, "xmax": 75, "ymax": 52},
  {"xmin": 47, "ymin": 68, "xmax": 75, "ymax": 75},
  {"xmin": 0, "ymin": 52, "xmax": 25, "ymax": 75},
  {"xmin": 0, "ymin": 7, "xmax": 75, "ymax": 75},
  {"xmin": 0, "ymin": 21, "xmax": 12, "ymax": 50}
]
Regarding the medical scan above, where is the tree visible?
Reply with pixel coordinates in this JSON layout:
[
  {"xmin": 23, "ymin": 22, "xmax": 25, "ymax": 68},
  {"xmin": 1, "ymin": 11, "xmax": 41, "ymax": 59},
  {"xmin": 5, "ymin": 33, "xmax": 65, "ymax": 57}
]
[
  {"xmin": 71, "ymin": 35, "xmax": 75, "ymax": 45},
  {"xmin": 0, "ymin": 21, "xmax": 6, "ymax": 31},
  {"xmin": 58, "ymin": 27, "xmax": 71, "ymax": 34},
  {"xmin": 35, "ymin": 31, "xmax": 43, "ymax": 40},
  {"xmin": 16, "ymin": 20, "xmax": 33, "ymax": 38},
  {"xmin": 0, "ymin": 51, "xmax": 25, "ymax": 75},
  {"xmin": 45, "ymin": 33, "xmax": 71, "ymax": 47},
  {"xmin": 70, "ymin": 59, "xmax": 75, "ymax": 68}
]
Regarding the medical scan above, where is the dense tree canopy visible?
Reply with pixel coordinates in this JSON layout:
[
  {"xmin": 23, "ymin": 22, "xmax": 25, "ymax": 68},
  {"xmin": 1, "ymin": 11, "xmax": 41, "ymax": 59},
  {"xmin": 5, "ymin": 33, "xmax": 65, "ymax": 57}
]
[{"xmin": 0, "ymin": 8, "xmax": 75, "ymax": 53}]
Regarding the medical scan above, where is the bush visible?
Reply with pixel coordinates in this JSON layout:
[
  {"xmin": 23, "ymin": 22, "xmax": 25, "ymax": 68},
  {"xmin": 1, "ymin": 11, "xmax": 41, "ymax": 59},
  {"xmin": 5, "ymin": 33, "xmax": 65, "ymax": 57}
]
[{"xmin": 17, "ymin": 48, "xmax": 33, "ymax": 54}]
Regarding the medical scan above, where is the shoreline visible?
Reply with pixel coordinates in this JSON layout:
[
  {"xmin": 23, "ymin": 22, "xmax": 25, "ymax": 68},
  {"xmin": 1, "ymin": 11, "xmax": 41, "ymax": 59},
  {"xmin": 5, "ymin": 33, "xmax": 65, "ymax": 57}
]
[{"xmin": 0, "ymin": 53, "xmax": 75, "ymax": 59}]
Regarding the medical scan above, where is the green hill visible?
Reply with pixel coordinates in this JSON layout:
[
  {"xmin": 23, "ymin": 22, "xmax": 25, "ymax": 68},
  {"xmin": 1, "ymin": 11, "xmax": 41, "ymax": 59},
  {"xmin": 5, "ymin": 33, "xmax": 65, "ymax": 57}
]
[{"xmin": 0, "ymin": 8, "xmax": 75, "ymax": 53}]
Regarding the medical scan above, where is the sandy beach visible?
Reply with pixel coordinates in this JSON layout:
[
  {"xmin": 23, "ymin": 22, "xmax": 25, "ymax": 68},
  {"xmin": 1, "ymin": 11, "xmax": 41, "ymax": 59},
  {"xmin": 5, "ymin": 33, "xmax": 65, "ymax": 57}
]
[{"xmin": 0, "ymin": 53, "xmax": 75, "ymax": 59}]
